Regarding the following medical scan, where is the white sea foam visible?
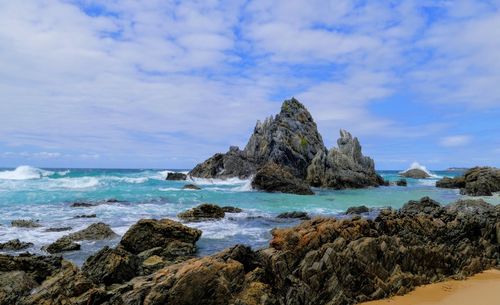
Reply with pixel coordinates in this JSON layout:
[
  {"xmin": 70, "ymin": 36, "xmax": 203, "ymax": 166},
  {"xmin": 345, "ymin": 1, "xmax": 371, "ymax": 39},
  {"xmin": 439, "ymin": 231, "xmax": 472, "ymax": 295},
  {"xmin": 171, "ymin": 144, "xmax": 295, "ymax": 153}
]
[
  {"xmin": 105, "ymin": 176, "xmax": 149, "ymax": 184},
  {"xmin": 188, "ymin": 176, "xmax": 250, "ymax": 186},
  {"xmin": 46, "ymin": 177, "xmax": 100, "ymax": 189},
  {"xmin": 0, "ymin": 165, "xmax": 54, "ymax": 180},
  {"xmin": 400, "ymin": 162, "xmax": 440, "ymax": 178}
]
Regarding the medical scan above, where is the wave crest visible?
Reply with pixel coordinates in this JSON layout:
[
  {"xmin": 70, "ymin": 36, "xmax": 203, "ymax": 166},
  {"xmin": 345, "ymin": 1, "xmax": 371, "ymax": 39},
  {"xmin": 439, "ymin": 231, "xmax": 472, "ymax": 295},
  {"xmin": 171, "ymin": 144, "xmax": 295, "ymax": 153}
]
[{"xmin": 0, "ymin": 165, "xmax": 54, "ymax": 180}]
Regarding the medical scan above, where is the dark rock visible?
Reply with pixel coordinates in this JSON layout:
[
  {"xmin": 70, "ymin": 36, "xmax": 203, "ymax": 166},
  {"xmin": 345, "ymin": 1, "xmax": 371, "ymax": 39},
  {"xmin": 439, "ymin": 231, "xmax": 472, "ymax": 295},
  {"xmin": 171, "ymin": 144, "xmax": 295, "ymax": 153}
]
[
  {"xmin": 73, "ymin": 214, "xmax": 97, "ymax": 218},
  {"xmin": 277, "ymin": 211, "xmax": 310, "ymax": 220},
  {"xmin": 11, "ymin": 219, "xmax": 41, "ymax": 228},
  {"xmin": 178, "ymin": 204, "xmax": 225, "ymax": 221},
  {"xmin": 396, "ymin": 179, "xmax": 407, "ymax": 186},
  {"xmin": 120, "ymin": 219, "xmax": 202, "ymax": 254},
  {"xmin": 70, "ymin": 202, "xmax": 96, "ymax": 208},
  {"xmin": 44, "ymin": 223, "xmax": 117, "ymax": 254},
  {"xmin": 104, "ymin": 198, "xmax": 124, "ymax": 203},
  {"xmin": 189, "ymin": 146, "xmax": 257, "ymax": 179},
  {"xmin": 251, "ymin": 162, "xmax": 314, "ymax": 195},
  {"xmin": 182, "ymin": 184, "xmax": 201, "ymax": 190},
  {"xmin": 67, "ymin": 222, "xmax": 118, "ymax": 241},
  {"xmin": 400, "ymin": 196, "xmax": 443, "ymax": 217},
  {"xmin": 43, "ymin": 237, "xmax": 81, "ymax": 254},
  {"xmin": 0, "ymin": 271, "xmax": 37, "ymax": 305},
  {"xmin": 446, "ymin": 199, "xmax": 496, "ymax": 215},
  {"xmin": 306, "ymin": 129, "xmax": 384, "ymax": 189},
  {"xmin": 436, "ymin": 176, "xmax": 465, "ymax": 188},
  {"xmin": 44, "ymin": 227, "xmax": 72, "ymax": 232},
  {"xmin": 0, "ymin": 253, "xmax": 62, "ymax": 283},
  {"xmin": 400, "ymin": 168, "xmax": 431, "ymax": 179},
  {"xmin": 82, "ymin": 246, "xmax": 139, "ymax": 285},
  {"xmin": 166, "ymin": 172, "xmax": 187, "ymax": 180},
  {"xmin": 18, "ymin": 261, "xmax": 95, "ymax": 305},
  {"xmin": 221, "ymin": 206, "xmax": 243, "ymax": 213},
  {"xmin": 436, "ymin": 167, "xmax": 500, "ymax": 196},
  {"xmin": 0, "ymin": 239, "xmax": 33, "ymax": 251},
  {"xmin": 345, "ymin": 205, "xmax": 370, "ymax": 215},
  {"xmin": 190, "ymin": 98, "xmax": 383, "ymax": 192}
]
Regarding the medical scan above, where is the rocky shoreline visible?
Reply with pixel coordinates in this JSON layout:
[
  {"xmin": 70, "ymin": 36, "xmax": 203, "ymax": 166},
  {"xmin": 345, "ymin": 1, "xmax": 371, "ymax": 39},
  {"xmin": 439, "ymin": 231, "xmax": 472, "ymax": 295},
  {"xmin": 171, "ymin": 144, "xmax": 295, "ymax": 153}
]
[{"xmin": 0, "ymin": 197, "xmax": 498, "ymax": 305}]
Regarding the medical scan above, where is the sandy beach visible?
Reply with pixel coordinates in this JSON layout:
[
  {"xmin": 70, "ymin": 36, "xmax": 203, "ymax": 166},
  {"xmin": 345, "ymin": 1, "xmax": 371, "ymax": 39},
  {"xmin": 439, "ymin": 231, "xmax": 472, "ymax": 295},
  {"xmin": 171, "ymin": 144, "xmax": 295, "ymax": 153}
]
[{"xmin": 361, "ymin": 269, "xmax": 500, "ymax": 305}]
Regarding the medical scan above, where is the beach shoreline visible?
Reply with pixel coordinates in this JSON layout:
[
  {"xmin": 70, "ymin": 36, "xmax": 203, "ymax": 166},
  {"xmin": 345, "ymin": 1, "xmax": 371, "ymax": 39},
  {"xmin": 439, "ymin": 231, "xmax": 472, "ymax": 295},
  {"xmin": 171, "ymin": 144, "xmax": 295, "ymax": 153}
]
[{"xmin": 360, "ymin": 269, "xmax": 500, "ymax": 305}]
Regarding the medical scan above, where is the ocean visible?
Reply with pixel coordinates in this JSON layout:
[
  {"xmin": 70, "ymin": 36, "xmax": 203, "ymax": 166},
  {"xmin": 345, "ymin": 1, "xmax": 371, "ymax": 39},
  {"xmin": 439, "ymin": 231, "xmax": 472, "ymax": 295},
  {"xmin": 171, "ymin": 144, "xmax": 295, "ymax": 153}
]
[{"xmin": 0, "ymin": 165, "xmax": 497, "ymax": 265}]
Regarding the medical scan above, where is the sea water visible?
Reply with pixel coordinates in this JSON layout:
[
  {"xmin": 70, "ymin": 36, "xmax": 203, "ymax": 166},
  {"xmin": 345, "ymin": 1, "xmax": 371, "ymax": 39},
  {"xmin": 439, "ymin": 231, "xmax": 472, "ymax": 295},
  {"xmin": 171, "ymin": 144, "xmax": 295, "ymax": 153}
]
[{"xmin": 0, "ymin": 166, "xmax": 498, "ymax": 265}]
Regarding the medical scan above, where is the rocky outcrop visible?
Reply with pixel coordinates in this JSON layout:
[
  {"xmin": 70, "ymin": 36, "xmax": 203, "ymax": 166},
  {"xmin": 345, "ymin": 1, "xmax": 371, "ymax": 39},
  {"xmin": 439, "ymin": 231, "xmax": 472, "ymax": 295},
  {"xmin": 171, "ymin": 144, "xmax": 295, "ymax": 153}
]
[
  {"xmin": 178, "ymin": 204, "xmax": 225, "ymax": 222},
  {"xmin": 252, "ymin": 163, "xmax": 314, "ymax": 195},
  {"xmin": 2, "ymin": 197, "xmax": 499, "ymax": 305},
  {"xmin": 277, "ymin": 211, "xmax": 310, "ymax": 220},
  {"xmin": 189, "ymin": 146, "xmax": 257, "ymax": 179},
  {"xmin": 436, "ymin": 167, "xmax": 500, "ymax": 196},
  {"xmin": 400, "ymin": 168, "xmax": 430, "ymax": 179},
  {"xmin": 43, "ymin": 237, "xmax": 81, "ymax": 254},
  {"xmin": 43, "ymin": 223, "xmax": 117, "ymax": 254},
  {"xmin": 190, "ymin": 98, "xmax": 383, "ymax": 193},
  {"xmin": 44, "ymin": 227, "xmax": 72, "ymax": 232},
  {"xmin": 0, "ymin": 239, "xmax": 33, "ymax": 251},
  {"xmin": 263, "ymin": 197, "xmax": 499, "ymax": 305},
  {"xmin": 11, "ymin": 219, "xmax": 41, "ymax": 228},
  {"xmin": 120, "ymin": 219, "xmax": 201, "ymax": 255},
  {"xmin": 166, "ymin": 172, "xmax": 187, "ymax": 180},
  {"xmin": 306, "ymin": 129, "xmax": 383, "ymax": 189}
]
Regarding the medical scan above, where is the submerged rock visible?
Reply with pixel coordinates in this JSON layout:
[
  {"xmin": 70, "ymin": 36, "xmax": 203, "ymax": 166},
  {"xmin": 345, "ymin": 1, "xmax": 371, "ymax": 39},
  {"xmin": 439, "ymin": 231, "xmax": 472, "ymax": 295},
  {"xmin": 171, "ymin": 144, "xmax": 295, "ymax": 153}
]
[
  {"xmin": 73, "ymin": 214, "xmax": 97, "ymax": 218},
  {"xmin": 182, "ymin": 184, "xmax": 201, "ymax": 190},
  {"xmin": 178, "ymin": 204, "xmax": 225, "ymax": 222},
  {"xmin": 221, "ymin": 206, "xmax": 243, "ymax": 213},
  {"xmin": 400, "ymin": 168, "xmax": 430, "ymax": 179},
  {"xmin": 44, "ymin": 227, "xmax": 72, "ymax": 232},
  {"xmin": 436, "ymin": 167, "xmax": 500, "ymax": 196},
  {"xmin": 345, "ymin": 205, "xmax": 370, "ymax": 215},
  {"xmin": 11, "ymin": 219, "xmax": 41, "ymax": 228},
  {"xmin": 0, "ymin": 239, "xmax": 34, "ymax": 251},
  {"xmin": 251, "ymin": 162, "xmax": 314, "ymax": 195},
  {"xmin": 166, "ymin": 172, "xmax": 187, "ymax": 180},
  {"xmin": 396, "ymin": 179, "xmax": 407, "ymax": 186},
  {"xmin": 120, "ymin": 219, "xmax": 201, "ymax": 254},
  {"xmin": 70, "ymin": 202, "xmax": 96, "ymax": 208},
  {"xmin": 277, "ymin": 211, "xmax": 310, "ymax": 220}
]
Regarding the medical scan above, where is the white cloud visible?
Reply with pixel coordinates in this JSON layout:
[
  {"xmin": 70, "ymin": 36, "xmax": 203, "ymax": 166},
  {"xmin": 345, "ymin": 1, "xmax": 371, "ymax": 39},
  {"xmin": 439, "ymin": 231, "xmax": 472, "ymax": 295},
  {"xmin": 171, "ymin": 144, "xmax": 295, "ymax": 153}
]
[
  {"xmin": 0, "ymin": 1, "xmax": 498, "ymax": 167},
  {"xmin": 440, "ymin": 135, "xmax": 472, "ymax": 147}
]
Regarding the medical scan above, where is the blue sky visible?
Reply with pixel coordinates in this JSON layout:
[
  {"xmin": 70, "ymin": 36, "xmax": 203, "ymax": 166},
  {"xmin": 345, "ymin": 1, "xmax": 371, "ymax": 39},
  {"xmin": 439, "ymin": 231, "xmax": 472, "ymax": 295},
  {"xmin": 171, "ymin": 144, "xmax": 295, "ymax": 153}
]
[{"xmin": 0, "ymin": 0, "xmax": 499, "ymax": 170}]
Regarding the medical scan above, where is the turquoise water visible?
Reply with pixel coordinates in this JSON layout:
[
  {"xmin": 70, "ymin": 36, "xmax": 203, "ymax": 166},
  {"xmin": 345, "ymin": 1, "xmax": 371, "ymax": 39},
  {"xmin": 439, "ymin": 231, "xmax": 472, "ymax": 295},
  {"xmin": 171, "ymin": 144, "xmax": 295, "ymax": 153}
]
[{"xmin": 0, "ymin": 166, "xmax": 497, "ymax": 265}]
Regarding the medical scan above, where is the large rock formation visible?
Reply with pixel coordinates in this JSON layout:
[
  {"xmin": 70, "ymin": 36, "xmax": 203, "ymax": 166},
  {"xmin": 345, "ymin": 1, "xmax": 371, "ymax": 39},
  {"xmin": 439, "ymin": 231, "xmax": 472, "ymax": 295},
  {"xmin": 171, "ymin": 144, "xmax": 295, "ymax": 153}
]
[
  {"xmin": 190, "ymin": 98, "xmax": 384, "ymax": 193},
  {"xmin": 2, "ymin": 198, "xmax": 498, "ymax": 305},
  {"xmin": 251, "ymin": 162, "xmax": 314, "ymax": 195},
  {"xmin": 306, "ymin": 129, "xmax": 383, "ymax": 188},
  {"xmin": 436, "ymin": 166, "xmax": 500, "ymax": 196}
]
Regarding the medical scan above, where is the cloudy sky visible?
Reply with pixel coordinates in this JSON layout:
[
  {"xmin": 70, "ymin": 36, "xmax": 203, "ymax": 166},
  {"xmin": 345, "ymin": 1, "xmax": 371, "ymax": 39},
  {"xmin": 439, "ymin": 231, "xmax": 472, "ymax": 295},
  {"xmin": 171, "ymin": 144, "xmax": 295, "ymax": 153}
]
[{"xmin": 1, "ymin": 0, "xmax": 499, "ymax": 169}]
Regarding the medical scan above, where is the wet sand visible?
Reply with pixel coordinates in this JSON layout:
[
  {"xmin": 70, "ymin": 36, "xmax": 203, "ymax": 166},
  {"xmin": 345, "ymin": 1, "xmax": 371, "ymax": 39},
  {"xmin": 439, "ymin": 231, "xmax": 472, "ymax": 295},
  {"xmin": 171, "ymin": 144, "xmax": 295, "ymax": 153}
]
[{"xmin": 361, "ymin": 269, "xmax": 500, "ymax": 305}]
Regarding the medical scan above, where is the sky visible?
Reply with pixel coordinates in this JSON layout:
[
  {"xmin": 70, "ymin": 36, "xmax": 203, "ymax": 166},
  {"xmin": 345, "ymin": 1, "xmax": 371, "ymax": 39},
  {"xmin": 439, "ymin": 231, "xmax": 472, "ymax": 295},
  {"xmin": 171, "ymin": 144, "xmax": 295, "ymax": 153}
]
[{"xmin": 0, "ymin": 0, "xmax": 499, "ymax": 170}]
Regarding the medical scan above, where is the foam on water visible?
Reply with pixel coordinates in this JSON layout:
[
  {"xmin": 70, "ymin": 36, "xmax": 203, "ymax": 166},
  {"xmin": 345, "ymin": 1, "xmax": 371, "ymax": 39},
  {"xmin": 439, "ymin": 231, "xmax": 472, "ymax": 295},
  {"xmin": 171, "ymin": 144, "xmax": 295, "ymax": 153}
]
[
  {"xmin": 0, "ymin": 166, "xmax": 54, "ymax": 180},
  {"xmin": 0, "ymin": 166, "xmax": 490, "ymax": 265}
]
